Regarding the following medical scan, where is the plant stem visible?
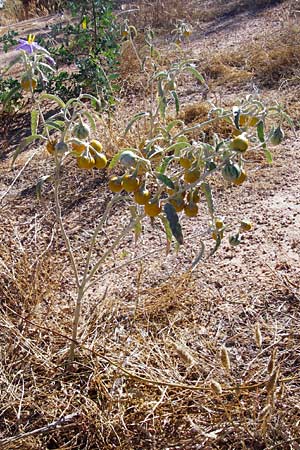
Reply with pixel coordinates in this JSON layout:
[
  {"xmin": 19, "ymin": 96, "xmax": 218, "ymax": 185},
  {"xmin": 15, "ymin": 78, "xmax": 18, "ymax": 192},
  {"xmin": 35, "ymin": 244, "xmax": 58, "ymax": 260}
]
[
  {"xmin": 81, "ymin": 194, "xmax": 121, "ymax": 286},
  {"xmin": 85, "ymin": 217, "xmax": 137, "ymax": 285},
  {"xmin": 68, "ymin": 286, "xmax": 84, "ymax": 361},
  {"xmin": 91, "ymin": 0, "xmax": 98, "ymax": 47},
  {"xmin": 53, "ymin": 157, "xmax": 80, "ymax": 289}
]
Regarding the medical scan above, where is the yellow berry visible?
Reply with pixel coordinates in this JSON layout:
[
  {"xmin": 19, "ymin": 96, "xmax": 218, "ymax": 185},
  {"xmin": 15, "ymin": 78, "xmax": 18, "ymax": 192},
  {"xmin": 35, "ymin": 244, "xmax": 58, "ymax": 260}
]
[
  {"xmin": 233, "ymin": 169, "xmax": 247, "ymax": 185},
  {"xmin": 144, "ymin": 199, "xmax": 162, "ymax": 217},
  {"xmin": 122, "ymin": 174, "xmax": 140, "ymax": 193},
  {"xmin": 108, "ymin": 176, "xmax": 123, "ymax": 193},
  {"xmin": 134, "ymin": 188, "xmax": 151, "ymax": 205},
  {"xmin": 184, "ymin": 168, "xmax": 200, "ymax": 184},
  {"xmin": 184, "ymin": 202, "xmax": 198, "ymax": 217}
]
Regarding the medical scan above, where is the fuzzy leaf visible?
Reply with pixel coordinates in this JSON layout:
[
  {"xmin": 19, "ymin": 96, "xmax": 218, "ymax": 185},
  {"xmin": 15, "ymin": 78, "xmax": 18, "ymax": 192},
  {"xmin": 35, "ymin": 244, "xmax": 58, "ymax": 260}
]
[
  {"xmin": 184, "ymin": 65, "xmax": 205, "ymax": 84},
  {"xmin": 80, "ymin": 93, "xmax": 101, "ymax": 108},
  {"xmin": 134, "ymin": 218, "xmax": 142, "ymax": 244},
  {"xmin": 158, "ymin": 95, "xmax": 167, "ymax": 120},
  {"xmin": 164, "ymin": 203, "xmax": 184, "ymax": 245},
  {"xmin": 158, "ymin": 156, "xmax": 174, "ymax": 174},
  {"xmin": 82, "ymin": 110, "xmax": 96, "ymax": 132},
  {"xmin": 40, "ymin": 93, "xmax": 66, "ymax": 109},
  {"xmin": 31, "ymin": 110, "xmax": 39, "ymax": 136},
  {"xmin": 161, "ymin": 215, "xmax": 173, "ymax": 243},
  {"xmin": 124, "ymin": 112, "xmax": 149, "ymax": 136},
  {"xmin": 170, "ymin": 90, "xmax": 179, "ymax": 114},
  {"xmin": 153, "ymin": 70, "xmax": 168, "ymax": 80},
  {"xmin": 38, "ymin": 62, "xmax": 56, "ymax": 73},
  {"xmin": 264, "ymin": 147, "xmax": 273, "ymax": 164},
  {"xmin": 201, "ymin": 183, "xmax": 214, "ymax": 216},
  {"xmin": 158, "ymin": 79, "xmax": 164, "ymax": 98},
  {"xmin": 257, "ymin": 120, "xmax": 265, "ymax": 143},
  {"xmin": 156, "ymin": 173, "xmax": 175, "ymax": 189},
  {"xmin": 45, "ymin": 120, "xmax": 65, "ymax": 132},
  {"xmin": 166, "ymin": 119, "xmax": 184, "ymax": 133},
  {"xmin": 165, "ymin": 141, "xmax": 190, "ymax": 154}
]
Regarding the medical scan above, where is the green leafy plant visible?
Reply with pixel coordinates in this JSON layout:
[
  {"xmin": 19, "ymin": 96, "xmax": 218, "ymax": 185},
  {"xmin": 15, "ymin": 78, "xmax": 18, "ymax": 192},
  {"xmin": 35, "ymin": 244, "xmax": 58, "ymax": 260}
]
[
  {"xmin": 39, "ymin": 0, "xmax": 120, "ymax": 105},
  {"xmin": 0, "ymin": 76, "xmax": 22, "ymax": 113},
  {"xmin": 0, "ymin": 30, "xmax": 19, "ymax": 53}
]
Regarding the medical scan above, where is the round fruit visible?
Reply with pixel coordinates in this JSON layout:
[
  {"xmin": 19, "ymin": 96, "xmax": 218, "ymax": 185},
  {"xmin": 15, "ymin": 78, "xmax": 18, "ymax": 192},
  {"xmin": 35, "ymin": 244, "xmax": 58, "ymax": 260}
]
[
  {"xmin": 90, "ymin": 140, "xmax": 103, "ymax": 153},
  {"xmin": 179, "ymin": 157, "xmax": 192, "ymax": 169},
  {"xmin": 215, "ymin": 217, "xmax": 224, "ymax": 230},
  {"xmin": 108, "ymin": 176, "xmax": 123, "ymax": 193},
  {"xmin": 134, "ymin": 188, "xmax": 151, "ymax": 205},
  {"xmin": 169, "ymin": 196, "xmax": 185, "ymax": 212},
  {"xmin": 230, "ymin": 134, "xmax": 249, "ymax": 153},
  {"xmin": 249, "ymin": 116, "xmax": 259, "ymax": 127},
  {"xmin": 184, "ymin": 168, "xmax": 200, "ymax": 184},
  {"xmin": 270, "ymin": 126, "xmax": 284, "ymax": 146},
  {"xmin": 144, "ymin": 199, "xmax": 162, "ymax": 217},
  {"xmin": 46, "ymin": 140, "xmax": 56, "ymax": 155},
  {"xmin": 55, "ymin": 141, "xmax": 69, "ymax": 154},
  {"xmin": 212, "ymin": 230, "xmax": 224, "ymax": 241},
  {"xmin": 233, "ymin": 168, "xmax": 247, "ymax": 185},
  {"xmin": 21, "ymin": 76, "xmax": 37, "ymax": 92},
  {"xmin": 77, "ymin": 151, "xmax": 95, "ymax": 170},
  {"xmin": 229, "ymin": 234, "xmax": 241, "ymax": 246},
  {"xmin": 240, "ymin": 219, "xmax": 252, "ymax": 232},
  {"xmin": 222, "ymin": 163, "xmax": 241, "ymax": 183},
  {"xmin": 184, "ymin": 202, "xmax": 198, "ymax": 217},
  {"xmin": 73, "ymin": 122, "xmax": 90, "ymax": 140},
  {"xmin": 72, "ymin": 142, "xmax": 86, "ymax": 154},
  {"xmin": 94, "ymin": 153, "xmax": 107, "ymax": 169},
  {"xmin": 122, "ymin": 174, "xmax": 140, "ymax": 193}
]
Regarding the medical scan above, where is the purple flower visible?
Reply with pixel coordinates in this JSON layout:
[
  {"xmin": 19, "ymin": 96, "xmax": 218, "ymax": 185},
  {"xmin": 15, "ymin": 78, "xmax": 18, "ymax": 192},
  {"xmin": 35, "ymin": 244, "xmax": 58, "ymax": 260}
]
[
  {"xmin": 45, "ymin": 55, "xmax": 56, "ymax": 66},
  {"xmin": 16, "ymin": 38, "xmax": 45, "ymax": 54},
  {"xmin": 16, "ymin": 36, "xmax": 56, "ymax": 66}
]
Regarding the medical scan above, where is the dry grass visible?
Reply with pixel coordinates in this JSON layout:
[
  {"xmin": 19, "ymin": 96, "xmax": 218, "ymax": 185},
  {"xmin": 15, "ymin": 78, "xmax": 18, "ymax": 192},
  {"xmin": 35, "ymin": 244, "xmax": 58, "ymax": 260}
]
[
  {"xmin": 0, "ymin": 0, "xmax": 61, "ymax": 24},
  {"xmin": 122, "ymin": 0, "xmax": 195, "ymax": 30},
  {"xmin": 1, "ymin": 262, "xmax": 299, "ymax": 448},
  {"xmin": 200, "ymin": 17, "xmax": 300, "ymax": 89}
]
